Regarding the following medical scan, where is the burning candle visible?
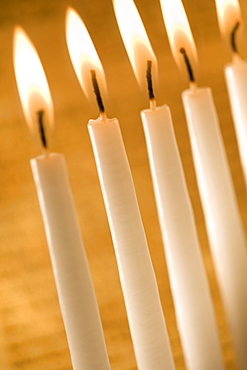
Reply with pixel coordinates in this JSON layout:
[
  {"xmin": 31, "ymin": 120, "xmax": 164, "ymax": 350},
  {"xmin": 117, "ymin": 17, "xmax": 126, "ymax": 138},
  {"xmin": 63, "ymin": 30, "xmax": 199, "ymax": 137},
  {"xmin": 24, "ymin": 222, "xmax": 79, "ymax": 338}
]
[
  {"xmin": 113, "ymin": 0, "xmax": 224, "ymax": 368},
  {"xmin": 65, "ymin": 8, "xmax": 175, "ymax": 369},
  {"xmin": 13, "ymin": 27, "xmax": 110, "ymax": 370},
  {"xmin": 160, "ymin": 0, "xmax": 247, "ymax": 367},
  {"xmin": 215, "ymin": 0, "xmax": 247, "ymax": 188}
]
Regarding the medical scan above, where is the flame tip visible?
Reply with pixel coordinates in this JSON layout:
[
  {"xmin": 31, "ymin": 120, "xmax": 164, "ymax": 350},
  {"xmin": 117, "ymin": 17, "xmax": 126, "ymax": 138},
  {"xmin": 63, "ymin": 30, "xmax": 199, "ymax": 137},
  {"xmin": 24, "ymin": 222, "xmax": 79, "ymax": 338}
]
[
  {"xmin": 13, "ymin": 25, "xmax": 21, "ymax": 34},
  {"xmin": 14, "ymin": 25, "xmax": 23, "ymax": 33},
  {"xmin": 13, "ymin": 26, "xmax": 26, "ymax": 43},
  {"xmin": 66, "ymin": 6, "xmax": 76, "ymax": 18}
]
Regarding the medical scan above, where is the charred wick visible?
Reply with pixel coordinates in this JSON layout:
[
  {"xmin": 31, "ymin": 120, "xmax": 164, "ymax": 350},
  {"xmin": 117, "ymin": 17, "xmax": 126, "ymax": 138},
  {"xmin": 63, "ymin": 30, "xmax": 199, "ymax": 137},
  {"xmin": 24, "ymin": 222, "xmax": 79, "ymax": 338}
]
[
  {"xmin": 146, "ymin": 61, "xmax": 155, "ymax": 100},
  {"xmin": 231, "ymin": 21, "xmax": 240, "ymax": 54},
  {"xmin": 90, "ymin": 70, "xmax": 105, "ymax": 113},
  {"xmin": 37, "ymin": 110, "xmax": 47, "ymax": 149},
  {"xmin": 180, "ymin": 48, "xmax": 195, "ymax": 83}
]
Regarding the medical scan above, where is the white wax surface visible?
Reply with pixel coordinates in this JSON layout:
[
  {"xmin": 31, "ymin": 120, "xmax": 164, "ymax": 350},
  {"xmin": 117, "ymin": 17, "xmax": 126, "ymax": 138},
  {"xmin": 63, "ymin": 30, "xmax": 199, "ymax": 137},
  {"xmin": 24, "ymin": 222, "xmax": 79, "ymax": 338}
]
[
  {"xmin": 224, "ymin": 59, "xmax": 247, "ymax": 188},
  {"xmin": 182, "ymin": 87, "xmax": 247, "ymax": 369},
  {"xmin": 31, "ymin": 153, "xmax": 110, "ymax": 370},
  {"xmin": 141, "ymin": 105, "xmax": 223, "ymax": 370},
  {"xmin": 88, "ymin": 117, "xmax": 175, "ymax": 370}
]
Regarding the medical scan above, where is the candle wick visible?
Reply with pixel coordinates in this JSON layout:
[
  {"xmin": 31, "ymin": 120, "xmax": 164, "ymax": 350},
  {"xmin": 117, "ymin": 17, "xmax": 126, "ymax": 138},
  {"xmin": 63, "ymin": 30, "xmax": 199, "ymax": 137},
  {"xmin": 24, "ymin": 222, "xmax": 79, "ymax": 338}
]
[
  {"xmin": 230, "ymin": 21, "xmax": 240, "ymax": 55},
  {"xmin": 37, "ymin": 110, "xmax": 47, "ymax": 150},
  {"xmin": 146, "ymin": 61, "xmax": 156, "ymax": 110},
  {"xmin": 90, "ymin": 70, "xmax": 105, "ymax": 114},
  {"xmin": 180, "ymin": 48, "xmax": 195, "ymax": 83}
]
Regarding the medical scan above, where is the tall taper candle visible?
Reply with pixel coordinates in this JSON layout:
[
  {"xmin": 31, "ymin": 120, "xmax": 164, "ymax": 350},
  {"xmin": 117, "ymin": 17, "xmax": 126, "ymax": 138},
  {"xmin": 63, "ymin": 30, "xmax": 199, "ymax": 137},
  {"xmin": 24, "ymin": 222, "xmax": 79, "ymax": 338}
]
[
  {"xmin": 215, "ymin": 0, "xmax": 247, "ymax": 188},
  {"xmin": 13, "ymin": 26, "xmax": 110, "ymax": 370},
  {"xmin": 159, "ymin": 0, "xmax": 247, "ymax": 366},
  {"xmin": 142, "ymin": 101, "xmax": 224, "ymax": 370},
  {"xmin": 66, "ymin": 8, "xmax": 175, "ymax": 369},
  {"xmin": 112, "ymin": 0, "xmax": 224, "ymax": 365}
]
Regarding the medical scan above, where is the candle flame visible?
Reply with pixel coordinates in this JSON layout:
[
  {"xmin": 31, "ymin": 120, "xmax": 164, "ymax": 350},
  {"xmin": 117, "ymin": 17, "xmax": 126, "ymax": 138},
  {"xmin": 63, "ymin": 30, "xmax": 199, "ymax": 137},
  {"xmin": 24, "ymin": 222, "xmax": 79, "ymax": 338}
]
[
  {"xmin": 159, "ymin": 0, "xmax": 198, "ymax": 79},
  {"xmin": 113, "ymin": 0, "xmax": 157, "ymax": 91},
  {"xmin": 215, "ymin": 0, "xmax": 242, "ymax": 44},
  {"xmin": 13, "ymin": 27, "xmax": 54, "ymax": 148},
  {"xmin": 66, "ymin": 7, "xmax": 106, "ymax": 101}
]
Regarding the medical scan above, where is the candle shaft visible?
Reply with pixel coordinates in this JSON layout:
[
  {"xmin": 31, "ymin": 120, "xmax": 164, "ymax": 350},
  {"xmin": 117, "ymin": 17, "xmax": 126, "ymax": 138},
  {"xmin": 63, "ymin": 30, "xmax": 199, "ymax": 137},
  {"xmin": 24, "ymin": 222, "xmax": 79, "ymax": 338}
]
[
  {"xmin": 31, "ymin": 153, "xmax": 110, "ymax": 370},
  {"xmin": 224, "ymin": 59, "xmax": 247, "ymax": 187},
  {"xmin": 182, "ymin": 87, "xmax": 247, "ymax": 368},
  {"xmin": 88, "ymin": 117, "xmax": 175, "ymax": 370},
  {"xmin": 141, "ymin": 105, "xmax": 223, "ymax": 369}
]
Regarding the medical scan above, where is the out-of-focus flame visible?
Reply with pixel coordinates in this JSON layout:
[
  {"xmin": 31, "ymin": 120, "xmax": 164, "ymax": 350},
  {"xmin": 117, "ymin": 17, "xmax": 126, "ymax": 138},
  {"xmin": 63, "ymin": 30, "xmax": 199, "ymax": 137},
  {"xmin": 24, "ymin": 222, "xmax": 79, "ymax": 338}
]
[
  {"xmin": 215, "ymin": 0, "xmax": 242, "ymax": 43},
  {"xmin": 159, "ymin": 0, "xmax": 198, "ymax": 79},
  {"xmin": 113, "ymin": 0, "xmax": 157, "ymax": 91},
  {"xmin": 13, "ymin": 27, "xmax": 54, "ymax": 146},
  {"xmin": 66, "ymin": 7, "xmax": 106, "ymax": 101}
]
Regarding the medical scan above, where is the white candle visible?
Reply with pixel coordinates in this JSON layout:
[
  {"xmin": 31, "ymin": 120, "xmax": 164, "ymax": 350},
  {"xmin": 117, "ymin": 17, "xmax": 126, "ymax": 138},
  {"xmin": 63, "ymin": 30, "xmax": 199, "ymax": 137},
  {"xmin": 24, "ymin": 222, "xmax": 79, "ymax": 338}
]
[
  {"xmin": 224, "ymin": 57, "xmax": 247, "ymax": 187},
  {"xmin": 113, "ymin": 0, "xmax": 224, "ymax": 367},
  {"xmin": 66, "ymin": 8, "xmax": 175, "ymax": 369},
  {"xmin": 13, "ymin": 27, "xmax": 110, "ymax": 370},
  {"xmin": 160, "ymin": 0, "xmax": 247, "ymax": 368},
  {"xmin": 141, "ymin": 105, "xmax": 224, "ymax": 370},
  {"xmin": 181, "ymin": 87, "xmax": 247, "ymax": 368},
  {"xmin": 88, "ymin": 116, "xmax": 174, "ymax": 369},
  {"xmin": 30, "ymin": 154, "xmax": 110, "ymax": 369},
  {"xmin": 215, "ymin": 0, "xmax": 247, "ymax": 187}
]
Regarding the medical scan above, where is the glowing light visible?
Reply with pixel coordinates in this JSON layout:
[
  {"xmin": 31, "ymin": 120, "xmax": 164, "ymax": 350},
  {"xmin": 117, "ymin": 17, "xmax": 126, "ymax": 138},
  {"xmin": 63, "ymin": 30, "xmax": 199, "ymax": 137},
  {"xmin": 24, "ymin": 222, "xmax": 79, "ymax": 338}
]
[
  {"xmin": 13, "ymin": 27, "xmax": 54, "ymax": 143},
  {"xmin": 66, "ymin": 7, "xmax": 106, "ymax": 100},
  {"xmin": 159, "ymin": 0, "xmax": 198, "ymax": 78},
  {"xmin": 215, "ymin": 0, "xmax": 242, "ymax": 40},
  {"xmin": 113, "ymin": 0, "xmax": 157, "ymax": 90}
]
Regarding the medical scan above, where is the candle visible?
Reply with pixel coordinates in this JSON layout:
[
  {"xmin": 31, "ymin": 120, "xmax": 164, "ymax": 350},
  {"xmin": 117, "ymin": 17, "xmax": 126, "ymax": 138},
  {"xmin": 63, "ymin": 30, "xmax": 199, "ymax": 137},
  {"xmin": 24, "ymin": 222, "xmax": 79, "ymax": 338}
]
[
  {"xmin": 160, "ymin": 0, "xmax": 247, "ymax": 367},
  {"xmin": 65, "ymin": 8, "xmax": 175, "ymax": 369},
  {"xmin": 113, "ymin": 0, "xmax": 224, "ymax": 368},
  {"xmin": 13, "ymin": 27, "xmax": 110, "ymax": 370},
  {"xmin": 215, "ymin": 0, "xmax": 247, "ymax": 188}
]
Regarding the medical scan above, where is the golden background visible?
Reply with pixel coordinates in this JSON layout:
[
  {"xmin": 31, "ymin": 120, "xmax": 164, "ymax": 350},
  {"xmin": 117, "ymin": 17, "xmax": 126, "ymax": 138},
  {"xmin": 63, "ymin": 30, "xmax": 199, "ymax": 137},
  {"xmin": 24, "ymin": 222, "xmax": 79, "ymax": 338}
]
[{"xmin": 0, "ymin": 0, "xmax": 247, "ymax": 368}]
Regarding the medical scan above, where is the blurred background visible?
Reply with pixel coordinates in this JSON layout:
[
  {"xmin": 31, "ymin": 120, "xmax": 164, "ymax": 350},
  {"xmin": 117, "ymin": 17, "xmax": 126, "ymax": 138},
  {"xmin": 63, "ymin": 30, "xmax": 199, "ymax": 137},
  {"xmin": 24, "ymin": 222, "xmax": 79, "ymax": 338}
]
[{"xmin": 0, "ymin": 0, "xmax": 247, "ymax": 368}]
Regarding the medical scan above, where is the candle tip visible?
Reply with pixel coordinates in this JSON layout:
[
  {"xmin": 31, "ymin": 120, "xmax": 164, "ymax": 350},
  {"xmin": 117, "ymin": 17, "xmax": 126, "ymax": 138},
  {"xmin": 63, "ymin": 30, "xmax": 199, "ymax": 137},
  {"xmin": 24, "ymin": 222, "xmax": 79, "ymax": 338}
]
[
  {"xmin": 180, "ymin": 48, "xmax": 195, "ymax": 84},
  {"xmin": 100, "ymin": 111, "xmax": 107, "ymax": 121},
  {"xmin": 90, "ymin": 70, "xmax": 105, "ymax": 114},
  {"xmin": 189, "ymin": 81, "xmax": 198, "ymax": 93},
  {"xmin": 230, "ymin": 21, "xmax": 240, "ymax": 55},
  {"xmin": 37, "ymin": 110, "xmax": 47, "ymax": 150}
]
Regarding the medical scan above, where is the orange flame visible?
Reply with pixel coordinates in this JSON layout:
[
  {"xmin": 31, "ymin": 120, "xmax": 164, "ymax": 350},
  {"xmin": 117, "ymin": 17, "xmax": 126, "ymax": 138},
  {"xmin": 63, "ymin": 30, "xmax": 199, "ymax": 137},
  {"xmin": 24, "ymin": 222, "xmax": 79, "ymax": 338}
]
[
  {"xmin": 113, "ymin": 0, "xmax": 157, "ymax": 91},
  {"xmin": 66, "ymin": 7, "xmax": 106, "ymax": 101},
  {"xmin": 13, "ymin": 27, "xmax": 54, "ymax": 147},
  {"xmin": 215, "ymin": 0, "xmax": 242, "ymax": 43},
  {"xmin": 159, "ymin": 0, "xmax": 198, "ymax": 79}
]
